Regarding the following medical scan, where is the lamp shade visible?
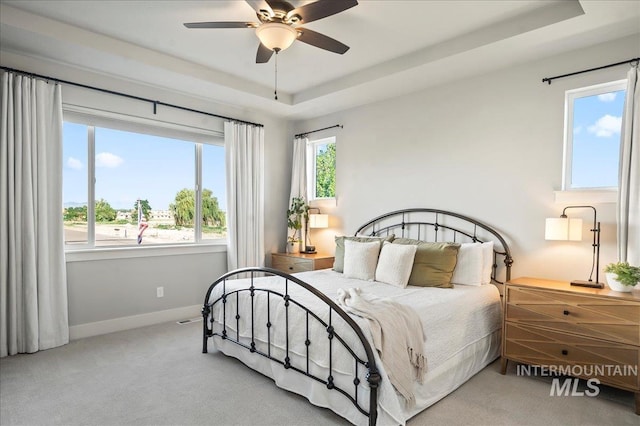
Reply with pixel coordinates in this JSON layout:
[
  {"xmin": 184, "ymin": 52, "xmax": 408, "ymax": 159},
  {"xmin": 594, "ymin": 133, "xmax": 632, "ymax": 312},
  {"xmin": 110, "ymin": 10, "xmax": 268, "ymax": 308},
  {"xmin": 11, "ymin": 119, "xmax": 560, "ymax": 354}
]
[
  {"xmin": 308, "ymin": 214, "xmax": 329, "ymax": 229},
  {"xmin": 255, "ymin": 23, "xmax": 297, "ymax": 51},
  {"xmin": 545, "ymin": 217, "xmax": 583, "ymax": 241}
]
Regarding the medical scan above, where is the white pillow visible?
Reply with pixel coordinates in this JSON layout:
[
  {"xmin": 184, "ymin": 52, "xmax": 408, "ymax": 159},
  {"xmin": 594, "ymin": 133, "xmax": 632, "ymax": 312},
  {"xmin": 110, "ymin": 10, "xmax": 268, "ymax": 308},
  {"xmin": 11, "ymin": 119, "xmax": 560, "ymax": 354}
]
[
  {"xmin": 481, "ymin": 241, "xmax": 494, "ymax": 285},
  {"xmin": 375, "ymin": 241, "xmax": 417, "ymax": 288},
  {"xmin": 451, "ymin": 243, "xmax": 483, "ymax": 286},
  {"xmin": 343, "ymin": 240, "xmax": 381, "ymax": 281}
]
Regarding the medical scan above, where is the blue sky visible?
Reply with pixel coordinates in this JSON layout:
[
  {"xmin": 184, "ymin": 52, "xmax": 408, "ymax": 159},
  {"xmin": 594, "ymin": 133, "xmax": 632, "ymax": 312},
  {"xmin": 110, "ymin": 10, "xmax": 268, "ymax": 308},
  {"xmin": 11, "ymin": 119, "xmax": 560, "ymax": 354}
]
[
  {"xmin": 571, "ymin": 89, "xmax": 625, "ymax": 188},
  {"xmin": 63, "ymin": 123, "xmax": 226, "ymax": 211}
]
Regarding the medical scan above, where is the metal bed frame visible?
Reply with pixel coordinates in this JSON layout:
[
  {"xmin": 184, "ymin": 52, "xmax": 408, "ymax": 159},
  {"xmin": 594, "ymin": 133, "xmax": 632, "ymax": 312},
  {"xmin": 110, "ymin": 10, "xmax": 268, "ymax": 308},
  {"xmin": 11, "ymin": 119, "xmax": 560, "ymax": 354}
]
[
  {"xmin": 356, "ymin": 208, "xmax": 513, "ymax": 283},
  {"xmin": 202, "ymin": 208, "xmax": 513, "ymax": 425}
]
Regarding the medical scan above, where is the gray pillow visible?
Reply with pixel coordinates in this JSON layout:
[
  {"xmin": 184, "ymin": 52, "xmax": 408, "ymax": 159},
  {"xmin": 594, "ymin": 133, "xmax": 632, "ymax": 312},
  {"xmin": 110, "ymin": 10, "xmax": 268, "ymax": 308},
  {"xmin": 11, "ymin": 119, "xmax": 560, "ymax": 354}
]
[
  {"xmin": 392, "ymin": 238, "xmax": 460, "ymax": 288},
  {"xmin": 333, "ymin": 234, "xmax": 395, "ymax": 272}
]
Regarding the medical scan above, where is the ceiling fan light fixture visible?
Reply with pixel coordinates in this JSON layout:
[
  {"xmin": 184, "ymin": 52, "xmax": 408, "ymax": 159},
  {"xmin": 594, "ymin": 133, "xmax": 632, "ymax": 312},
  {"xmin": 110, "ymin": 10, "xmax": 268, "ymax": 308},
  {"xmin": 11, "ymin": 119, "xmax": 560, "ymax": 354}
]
[{"xmin": 256, "ymin": 23, "xmax": 297, "ymax": 51}]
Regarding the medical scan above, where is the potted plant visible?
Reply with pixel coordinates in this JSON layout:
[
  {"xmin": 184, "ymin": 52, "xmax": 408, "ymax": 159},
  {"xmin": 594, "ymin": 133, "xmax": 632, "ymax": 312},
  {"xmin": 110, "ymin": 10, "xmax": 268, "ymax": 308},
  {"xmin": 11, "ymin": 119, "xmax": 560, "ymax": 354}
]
[
  {"xmin": 286, "ymin": 197, "xmax": 308, "ymax": 254},
  {"xmin": 604, "ymin": 262, "xmax": 640, "ymax": 292}
]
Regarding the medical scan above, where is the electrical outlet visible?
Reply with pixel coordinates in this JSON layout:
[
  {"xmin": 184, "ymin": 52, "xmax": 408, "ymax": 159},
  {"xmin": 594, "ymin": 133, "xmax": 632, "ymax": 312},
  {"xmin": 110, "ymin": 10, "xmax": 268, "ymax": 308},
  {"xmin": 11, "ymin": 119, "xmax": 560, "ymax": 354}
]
[{"xmin": 156, "ymin": 286, "xmax": 164, "ymax": 298}]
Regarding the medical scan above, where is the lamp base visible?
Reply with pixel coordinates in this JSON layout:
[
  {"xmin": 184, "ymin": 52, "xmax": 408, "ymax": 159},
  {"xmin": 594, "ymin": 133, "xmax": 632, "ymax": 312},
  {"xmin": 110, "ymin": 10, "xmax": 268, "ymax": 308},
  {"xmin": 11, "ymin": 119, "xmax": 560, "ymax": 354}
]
[
  {"xmin": 570, "ymin": 280, "xmax": 604, "ymax": 289},
  {"xmin": 302, "ymin": 245, "xmax": 316, "ymax": 254}
]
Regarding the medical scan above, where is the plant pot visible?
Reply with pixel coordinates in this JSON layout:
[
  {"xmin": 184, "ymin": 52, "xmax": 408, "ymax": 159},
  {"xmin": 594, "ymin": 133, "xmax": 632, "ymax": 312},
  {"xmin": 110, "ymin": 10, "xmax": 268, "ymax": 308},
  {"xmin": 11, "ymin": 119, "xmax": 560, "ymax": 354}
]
[
  {"xmin": 605, "ymin": 273, "xmax": 634, "ymax": 292},
  {"xmin": 287, "ymin": 241, "xmax": 300, "ymax": 254}
]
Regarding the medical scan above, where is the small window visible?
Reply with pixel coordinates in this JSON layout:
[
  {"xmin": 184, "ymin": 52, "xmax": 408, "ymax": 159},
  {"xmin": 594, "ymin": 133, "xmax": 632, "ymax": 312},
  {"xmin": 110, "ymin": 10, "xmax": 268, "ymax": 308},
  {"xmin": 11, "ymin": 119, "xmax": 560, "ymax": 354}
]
[
  {"xmin": 563, "ymin": 80, "xmax": 626, "ymax": 190},
  {"xmin": 307, "ymin": 137, "xmax": 336, "ymax": 200},
  {"xmin": 62, "ymin": 122, "xmax": 89, "ymax": 245},
  {"xmin": 201, "ymin": 144, "xmax": 227, "ymax": 241}
]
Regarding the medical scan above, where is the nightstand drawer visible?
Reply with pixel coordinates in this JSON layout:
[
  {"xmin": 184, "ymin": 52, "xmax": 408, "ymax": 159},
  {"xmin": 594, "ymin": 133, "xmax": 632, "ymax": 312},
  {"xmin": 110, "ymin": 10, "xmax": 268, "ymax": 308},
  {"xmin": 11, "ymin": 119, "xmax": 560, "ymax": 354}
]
[
  {"xmin": 272, "ymin": 256, "xmax": 312, "ymax": 273},
  {"xmin": 505, "ymin": 322, "xmax": 640, "ymax": 390},
  {"xmin": 271, "ymin": 253, "xmax": 335, "ymax": 274},
  {"xmin": 506, "ymin": 286, "xmax": 640, "ymax": 345}
]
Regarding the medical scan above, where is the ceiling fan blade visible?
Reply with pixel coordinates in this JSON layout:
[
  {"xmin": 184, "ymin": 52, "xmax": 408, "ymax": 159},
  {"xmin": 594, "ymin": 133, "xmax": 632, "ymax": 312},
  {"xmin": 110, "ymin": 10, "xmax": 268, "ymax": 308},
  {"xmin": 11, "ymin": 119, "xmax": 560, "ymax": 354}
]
[
  {"xmin": 286, "ymin": 0, "xmax": 358, "ymax": 25},
  {"xmin": 184, "ymin": 22, "xmax": 256, "ymax": 29},
  {"xmin": 256, "ymin": 43, "xmax": 274, "ymax": 63},
  {"xmin": 296, "ymin": 28, "xmax": 349, "ymax": 54}
]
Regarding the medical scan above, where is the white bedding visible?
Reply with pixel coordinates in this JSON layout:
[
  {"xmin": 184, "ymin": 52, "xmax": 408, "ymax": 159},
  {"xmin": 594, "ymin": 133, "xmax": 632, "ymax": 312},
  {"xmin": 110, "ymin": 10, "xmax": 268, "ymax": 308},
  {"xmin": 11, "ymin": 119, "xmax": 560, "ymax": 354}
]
[{"xmin": 207, "ymin": 269, "xmax": 502, "ymax": 425}]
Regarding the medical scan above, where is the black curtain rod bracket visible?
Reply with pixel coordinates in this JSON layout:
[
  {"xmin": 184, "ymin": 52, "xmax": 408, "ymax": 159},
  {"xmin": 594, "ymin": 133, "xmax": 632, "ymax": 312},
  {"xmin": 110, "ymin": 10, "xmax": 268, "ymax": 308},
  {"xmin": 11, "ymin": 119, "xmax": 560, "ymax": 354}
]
[
  {"xmin": 542, "ymin": 57, "xmax": 640, "ymax": 85},
  {"xmin": 0, "ymin": 66, "xmax": 263, "ymax": 128},
  {"xmin": 295, "ymin": 124, "xmax": 342, "ymax": 139}
]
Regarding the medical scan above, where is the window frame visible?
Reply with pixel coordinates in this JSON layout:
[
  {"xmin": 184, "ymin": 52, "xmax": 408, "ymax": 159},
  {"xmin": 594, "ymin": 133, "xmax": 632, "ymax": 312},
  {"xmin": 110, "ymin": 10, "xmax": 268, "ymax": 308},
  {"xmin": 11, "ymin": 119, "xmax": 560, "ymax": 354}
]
[
  {"xmin": 62, "ymin": 105, "xmax": 226, "ymax": 252},
  {"xmin": 306, "ymin": 136, "xmax": 336, "ymax": 201},
  {"xmin": 562, "ymin": 79, "xmax": 626, "ymax": 192}
]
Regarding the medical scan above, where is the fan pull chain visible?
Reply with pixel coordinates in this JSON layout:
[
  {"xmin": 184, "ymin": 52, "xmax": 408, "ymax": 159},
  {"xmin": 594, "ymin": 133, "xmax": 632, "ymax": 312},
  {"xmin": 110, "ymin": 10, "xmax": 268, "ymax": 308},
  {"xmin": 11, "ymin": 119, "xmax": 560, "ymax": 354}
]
[{"xmin": 274, "ymin": 50, "xmax": 278, "ymax": 101}]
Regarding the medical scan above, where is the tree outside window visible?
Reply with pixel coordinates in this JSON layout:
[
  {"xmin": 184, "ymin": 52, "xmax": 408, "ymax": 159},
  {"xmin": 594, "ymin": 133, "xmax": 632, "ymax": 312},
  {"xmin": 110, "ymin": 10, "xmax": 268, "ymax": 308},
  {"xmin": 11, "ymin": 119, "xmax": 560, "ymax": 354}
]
[{"xmin": 308, "ymin": 137, "xmax": 336, "ymax": 200}]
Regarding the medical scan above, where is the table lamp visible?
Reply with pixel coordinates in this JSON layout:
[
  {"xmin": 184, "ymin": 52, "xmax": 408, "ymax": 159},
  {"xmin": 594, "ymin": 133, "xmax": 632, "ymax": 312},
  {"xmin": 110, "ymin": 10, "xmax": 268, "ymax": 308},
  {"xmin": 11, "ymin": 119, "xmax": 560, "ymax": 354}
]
[
  {"xmin": 303, "ymin": 208, "xmax": 329, "ymax": 254},
  {"xmin": 545, "ymin": 205, "xmax": 603, "ymax": 288}
]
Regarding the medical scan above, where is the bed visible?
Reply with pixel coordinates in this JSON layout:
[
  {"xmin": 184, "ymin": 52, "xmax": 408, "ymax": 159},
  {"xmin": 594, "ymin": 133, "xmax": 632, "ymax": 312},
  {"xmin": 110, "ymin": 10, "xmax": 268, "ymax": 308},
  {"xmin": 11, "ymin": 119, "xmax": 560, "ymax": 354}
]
[{"xmin": 202, "ymin": 208, "xmax": 513, "ymax": 425}]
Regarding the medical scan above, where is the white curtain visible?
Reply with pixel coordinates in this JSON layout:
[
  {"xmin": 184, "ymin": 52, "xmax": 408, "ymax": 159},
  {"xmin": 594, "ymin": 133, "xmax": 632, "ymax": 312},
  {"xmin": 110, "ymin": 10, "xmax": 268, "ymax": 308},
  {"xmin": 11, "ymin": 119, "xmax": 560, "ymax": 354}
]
[
  {"xmin": 289, "ymin": 136, "xmax": 308, "ymax": 202},
  {"xmin": 617, "ymin": 65, "xmax": 640, "ymax": 265},
  {"xmin": 0, "ymin": 71, "xmax": 69, "ymax": 357},
  {"xmin": 225, "ymin": 121, "xmax": 265, "ymax": 270},
  {"xmin": 288, "ymin": 136, "xmax": 308, "ymax": 247}
]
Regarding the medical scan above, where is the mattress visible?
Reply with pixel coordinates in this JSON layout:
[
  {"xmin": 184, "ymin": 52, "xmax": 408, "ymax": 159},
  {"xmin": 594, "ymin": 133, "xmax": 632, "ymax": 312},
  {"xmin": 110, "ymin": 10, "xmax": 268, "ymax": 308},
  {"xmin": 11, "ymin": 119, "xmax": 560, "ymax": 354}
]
[{"xmin": 208, "ymin": 269, "xmax": 502, "ymax": 425}]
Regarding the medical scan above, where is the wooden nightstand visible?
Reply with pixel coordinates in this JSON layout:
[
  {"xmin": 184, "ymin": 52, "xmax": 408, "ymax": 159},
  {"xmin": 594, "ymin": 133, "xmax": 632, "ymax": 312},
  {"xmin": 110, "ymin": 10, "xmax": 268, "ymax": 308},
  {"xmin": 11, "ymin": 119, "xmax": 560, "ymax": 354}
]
[
  {"xmin": 271, "ymin": 252, "xmax": 335, "ymax": 274},
  {"xmin": 501, "ymin": 277, "xmax": 640, "ymax": 414}
]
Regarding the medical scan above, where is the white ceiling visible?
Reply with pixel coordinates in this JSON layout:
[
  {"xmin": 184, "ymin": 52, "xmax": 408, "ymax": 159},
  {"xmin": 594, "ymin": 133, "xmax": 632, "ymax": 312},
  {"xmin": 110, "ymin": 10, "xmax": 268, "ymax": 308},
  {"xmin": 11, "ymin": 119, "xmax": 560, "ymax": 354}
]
[{"xmin": 1, "ymin": 0, "xmax": 639, "ymax": 120}]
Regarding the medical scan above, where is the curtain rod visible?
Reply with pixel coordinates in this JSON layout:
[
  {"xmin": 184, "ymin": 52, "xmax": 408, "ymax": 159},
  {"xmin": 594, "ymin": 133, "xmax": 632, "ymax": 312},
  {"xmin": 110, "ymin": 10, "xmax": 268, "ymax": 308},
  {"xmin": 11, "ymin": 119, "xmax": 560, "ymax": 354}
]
[
  {"xmin": 542, "ymin": 57, "xmax": 639, "ymax": 85},
  {"xmin": 295, "ymin": 124, "xmax": 342, "ymax": 138},
  {"xmin": 0, "ymin": 66, "xmax": 264, "ymax": 128}
]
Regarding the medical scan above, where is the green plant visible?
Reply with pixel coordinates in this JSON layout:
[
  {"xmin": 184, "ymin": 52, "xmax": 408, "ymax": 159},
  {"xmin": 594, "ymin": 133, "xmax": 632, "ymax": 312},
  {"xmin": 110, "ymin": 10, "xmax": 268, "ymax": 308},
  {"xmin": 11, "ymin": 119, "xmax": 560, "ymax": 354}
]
[
  {"xmin": 287, "ymin": 197, "xmax": 308, "ymax": 242},
  {"xmin": 95, "ymin": 198, "xmax": 116, "ymax": 222},
  {"xmin": 604, "ymin": 262, "xmax": 640, "ymax": 286}
]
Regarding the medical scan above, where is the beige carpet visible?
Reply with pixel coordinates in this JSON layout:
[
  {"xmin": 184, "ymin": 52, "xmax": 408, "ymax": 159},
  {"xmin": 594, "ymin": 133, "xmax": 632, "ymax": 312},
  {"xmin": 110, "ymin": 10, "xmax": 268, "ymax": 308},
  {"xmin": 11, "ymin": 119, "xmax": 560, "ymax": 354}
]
[{"xmin": 0, "ymin": 320, "xmax": 636, "ymax": 425}]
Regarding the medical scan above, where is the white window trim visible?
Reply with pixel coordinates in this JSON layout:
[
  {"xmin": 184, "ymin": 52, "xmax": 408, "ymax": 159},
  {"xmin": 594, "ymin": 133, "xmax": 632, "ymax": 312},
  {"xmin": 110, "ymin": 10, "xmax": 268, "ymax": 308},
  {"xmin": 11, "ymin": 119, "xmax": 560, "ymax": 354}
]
[
  {"xmin": 65, "ymin": 243, "xmax": 227, "ymax": 262},
  {"xmin": 561, "ymin": 79, "xmax": 626, "ymax": 191},
  {"xmin": 64, "ymin": 103, "xmax": 223, "ymax": 142},
  {"xmin": 62, "ymin": 105, "xmax": 227, "ymax": 255},
  {"xmin": 306, "ymin": 136, "xmax": 336, "ymax": 201},
  {"xmin": 553, "ymin": 189, "xmax": 617, "ymax": 205}
]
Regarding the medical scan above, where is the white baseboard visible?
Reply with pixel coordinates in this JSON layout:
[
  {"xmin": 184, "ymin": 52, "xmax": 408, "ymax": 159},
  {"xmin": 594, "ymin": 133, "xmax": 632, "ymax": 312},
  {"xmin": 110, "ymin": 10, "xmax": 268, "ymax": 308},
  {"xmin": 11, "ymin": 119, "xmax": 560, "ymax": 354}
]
[{"xmin": 69, "ymin": 304, "xmax": 202, "ymax": 340}]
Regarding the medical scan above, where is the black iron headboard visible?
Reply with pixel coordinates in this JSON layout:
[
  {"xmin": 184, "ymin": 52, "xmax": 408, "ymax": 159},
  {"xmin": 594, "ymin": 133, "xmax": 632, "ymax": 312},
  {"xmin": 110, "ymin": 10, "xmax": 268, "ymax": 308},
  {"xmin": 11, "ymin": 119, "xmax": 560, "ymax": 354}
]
[{"xmin": 355, "ymin": 208, "xmax": 513, "ymax": 284}]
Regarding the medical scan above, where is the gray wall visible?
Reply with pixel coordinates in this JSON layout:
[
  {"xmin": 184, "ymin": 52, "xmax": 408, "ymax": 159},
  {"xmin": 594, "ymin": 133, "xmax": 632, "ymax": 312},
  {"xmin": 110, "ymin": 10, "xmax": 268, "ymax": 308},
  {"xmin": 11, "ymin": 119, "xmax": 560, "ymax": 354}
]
[
  {"xmin": 67, "ymin": 252, "xmax": 226, "ymax": 325},
  {"xmin": 292, "ymin": 34, "xmax": 640, "ymax": 284}
]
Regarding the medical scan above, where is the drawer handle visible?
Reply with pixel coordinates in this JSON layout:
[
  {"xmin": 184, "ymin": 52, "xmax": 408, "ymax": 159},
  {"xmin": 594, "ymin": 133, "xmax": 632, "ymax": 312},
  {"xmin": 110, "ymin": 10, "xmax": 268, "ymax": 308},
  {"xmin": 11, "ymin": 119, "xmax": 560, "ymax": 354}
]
[
  {"xmin": 288, "ymin": 266, "xmax": 293, "ymax": 270},
  {"xmin": 563, "ymin": 310, "xmax": 570, "ymax": 316},
  {"xmin": 561, "ymin": 349, "xmax": 568, "ymax": 356}
]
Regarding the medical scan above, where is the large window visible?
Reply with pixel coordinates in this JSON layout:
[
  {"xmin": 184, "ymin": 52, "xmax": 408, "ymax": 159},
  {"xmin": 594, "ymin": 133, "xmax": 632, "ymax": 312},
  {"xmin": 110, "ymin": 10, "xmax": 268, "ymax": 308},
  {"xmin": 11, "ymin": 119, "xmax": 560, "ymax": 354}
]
[
  {"xmin": 63, "ymin": 117, "xmax": 226, "ymax": 248},
  {"xmin": 307, "ymin": 137, "xmax": 336, "ymax": 200},
  {"xmin": 563, "ymin": 80, "xmax": 626, "ymax": 190}
]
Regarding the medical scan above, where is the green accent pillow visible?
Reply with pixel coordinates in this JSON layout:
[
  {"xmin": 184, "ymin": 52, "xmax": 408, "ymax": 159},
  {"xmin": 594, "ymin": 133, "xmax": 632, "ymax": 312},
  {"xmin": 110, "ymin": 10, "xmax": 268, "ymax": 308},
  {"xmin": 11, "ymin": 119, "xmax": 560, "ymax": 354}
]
[
  {"xmin": 392, "ymin": 238, "xmax": 461, "ymax": 288},
  {"xmin": 333, "ymin": 235, "xmax": 395, "ymax": 273}
]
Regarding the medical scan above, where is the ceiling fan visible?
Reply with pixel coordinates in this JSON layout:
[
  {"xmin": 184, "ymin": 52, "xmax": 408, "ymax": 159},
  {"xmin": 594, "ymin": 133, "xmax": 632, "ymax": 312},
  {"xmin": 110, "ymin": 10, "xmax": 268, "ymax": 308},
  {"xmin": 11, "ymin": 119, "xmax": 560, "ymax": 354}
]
[{"xmin": 184, "ymin": 0, "xmax": 358, "ymax": 63}]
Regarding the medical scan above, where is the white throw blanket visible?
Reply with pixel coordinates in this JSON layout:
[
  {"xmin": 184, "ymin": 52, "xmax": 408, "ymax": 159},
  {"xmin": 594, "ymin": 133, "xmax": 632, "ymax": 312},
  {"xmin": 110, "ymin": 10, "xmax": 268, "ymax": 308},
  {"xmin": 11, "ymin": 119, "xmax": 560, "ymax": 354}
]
[{"xmin": 336, "ymin": 288, "xmax": 426, "ymax": 406}]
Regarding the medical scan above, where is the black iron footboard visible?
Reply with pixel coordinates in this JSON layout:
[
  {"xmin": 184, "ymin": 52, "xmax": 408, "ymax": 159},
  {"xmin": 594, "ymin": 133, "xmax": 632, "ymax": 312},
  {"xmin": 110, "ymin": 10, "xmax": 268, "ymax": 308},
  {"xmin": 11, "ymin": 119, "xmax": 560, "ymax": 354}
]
[{"xmin": 202, "ymin": 267, "xmax": 381, "ymax": 425}]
